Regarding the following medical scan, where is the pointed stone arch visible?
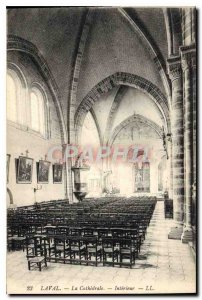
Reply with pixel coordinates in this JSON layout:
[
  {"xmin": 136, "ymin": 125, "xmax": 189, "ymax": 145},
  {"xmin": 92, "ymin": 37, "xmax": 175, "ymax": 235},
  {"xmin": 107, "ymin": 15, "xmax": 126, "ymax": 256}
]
[
  {"xmin": 75, "ymin": 72, "xmax": 170, "ymax": 144},
  {"xmin": 108, "ymin": 114, "xmax": 163, "ymax": 146}
]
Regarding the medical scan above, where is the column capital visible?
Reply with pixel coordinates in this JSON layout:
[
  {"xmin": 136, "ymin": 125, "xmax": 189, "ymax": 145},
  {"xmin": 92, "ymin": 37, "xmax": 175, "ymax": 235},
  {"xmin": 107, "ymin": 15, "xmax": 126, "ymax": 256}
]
[
  {"xmin": 180, "ymin": 44, "xmax": 196, "ymax": 71},
  {"xmin": 167, "ymin": 56, "xmax": 182, "ymax": 82}
]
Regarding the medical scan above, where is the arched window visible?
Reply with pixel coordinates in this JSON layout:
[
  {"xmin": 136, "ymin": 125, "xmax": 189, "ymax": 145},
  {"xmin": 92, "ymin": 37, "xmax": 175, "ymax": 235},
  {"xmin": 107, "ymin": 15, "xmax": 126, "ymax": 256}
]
[
  {"xmin": 30, "ymin": 86, "xmax": 47, "ymax": 137},
  {"xmin": 134, "ymin": 161, "xmax": 150, "ymax": 193},
  {"xmin": 7, "ymin": 66, "xmax": 50, "ymax": 139},
  {"xmin": 7, "ymin": 73, "xmax": 17, "ymax": 122},
  {"xmin": 7, "ymin": 69, "xmax": 26, "ymax": 125}
]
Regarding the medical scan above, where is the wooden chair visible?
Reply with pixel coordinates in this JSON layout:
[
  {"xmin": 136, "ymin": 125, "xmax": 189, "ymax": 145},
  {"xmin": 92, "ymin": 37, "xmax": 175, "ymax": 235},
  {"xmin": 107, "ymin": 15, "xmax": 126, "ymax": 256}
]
[
  {"xmin": 83, "ymin": 227, "xmax": 94, "ymax": 237},
  {"xmin": 111, "ymin": 228, "xmax": 126, "ymax": 238},
  {"xmin": 68, "ymin": 236, "xmax": 86, "ymax": 264},
  {"xmin": 85, "ymin": 237, "xmax": 102, "ymax": 266},
  {"xmin": 124, "ymin": 228, "xmax": 140, "ymax": 254},
  {"xmin": 25, "ymin": 236, "xmax": 44, "ymax": 258},
  {"xmin": 34, "ymin": 234, "xmax": 54, "ymax": 257},
  {"xmin": 28, "ymin": 256, "xmax": 47, "ymax": 271},
  {"xmin": 44, "ymin": 225, "xmax": 57, "ymax": 236},
  {"xmin": 69, "ymin": 227, "xmax": 83, "ymax": 236},
  {"xmin": 119, "ymin": 238, "xmax": 136, "ymax": 268},
  {"xmin": 7, "ymin": 236, "xmax": 26, "ymax": 252},
  {"xmin": 56, "ymin": 225, "xmax": 69, "ymax": 235},
  {"xmin": 102, "ymin": 237, "xmax": 119, "ymax": 267},
  {"xmin": 97, "ymin": 228, "xmax": 110, "ymax": 241},
  {"xmin": 51, "ymin": 235, "xmax": 70, "ymax": 261}
]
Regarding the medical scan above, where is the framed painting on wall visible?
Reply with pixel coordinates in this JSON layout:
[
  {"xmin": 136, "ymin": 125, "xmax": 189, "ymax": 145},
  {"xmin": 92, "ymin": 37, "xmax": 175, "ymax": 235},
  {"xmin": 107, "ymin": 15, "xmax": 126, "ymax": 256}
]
[
  {"xmin": 17, "ymin": 156, "xmax": 33, "ymax": 183},
  {"xmin": 37, "ymin": 160, "xmax": 51, "ymax": 183},
  {"xmin": 53, "ymin": 163, "xmax": 63, "ymax": 183},
  {"xmin": 6, "ymin": 154, "xmax": 11, "ymax": 183}
]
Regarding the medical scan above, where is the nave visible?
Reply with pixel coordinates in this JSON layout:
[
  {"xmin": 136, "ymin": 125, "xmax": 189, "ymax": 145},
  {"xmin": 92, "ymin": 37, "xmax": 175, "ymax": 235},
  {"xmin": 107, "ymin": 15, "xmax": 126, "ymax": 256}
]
[{"xmin": 7, "ymin": 200, "xmax": 195, "ymax": 294}]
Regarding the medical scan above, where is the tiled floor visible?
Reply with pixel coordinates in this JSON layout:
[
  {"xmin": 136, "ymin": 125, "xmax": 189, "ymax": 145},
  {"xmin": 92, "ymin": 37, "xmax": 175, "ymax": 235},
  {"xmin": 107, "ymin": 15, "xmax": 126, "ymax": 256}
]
[{"xmin": 7, "ymin": 202, "xmax": 196, "ymax": 294}]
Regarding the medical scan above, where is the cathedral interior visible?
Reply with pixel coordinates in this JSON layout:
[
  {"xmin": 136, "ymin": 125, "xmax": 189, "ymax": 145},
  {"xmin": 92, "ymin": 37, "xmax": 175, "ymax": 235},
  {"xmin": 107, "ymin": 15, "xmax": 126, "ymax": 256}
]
[{"xmin": 6, "ymin": 7, "xmax": 196, "ymax": 294}]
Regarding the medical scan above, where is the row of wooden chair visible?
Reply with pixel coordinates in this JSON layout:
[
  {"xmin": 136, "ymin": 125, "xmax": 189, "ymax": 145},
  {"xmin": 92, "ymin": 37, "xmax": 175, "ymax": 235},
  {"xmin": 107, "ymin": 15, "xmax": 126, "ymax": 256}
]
[
  {"xmin": 7, "ymin": 196, "xmax": 157, "ymax": 270},
  {"xmin": 8, "ymin": 204, "xmax": 155, "ymax": 238},
  {"xmin": 25, "ymin": 234, "xmax": 139, "ymax": 268}
]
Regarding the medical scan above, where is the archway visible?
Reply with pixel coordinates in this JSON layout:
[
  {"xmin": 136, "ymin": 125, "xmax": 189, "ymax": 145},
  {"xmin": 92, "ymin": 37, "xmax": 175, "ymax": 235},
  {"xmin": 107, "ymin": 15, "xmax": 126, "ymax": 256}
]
[
  {"xmin": 75, "ymin": 72, "xmax": 170, "ymax": 144},
  {"xmin": 108, "ymin": 114, "xmax": 163, "ymax": 146},
  {"xmin": 108, "ymin": 114, "xmax": 166, "ymax": 196}
]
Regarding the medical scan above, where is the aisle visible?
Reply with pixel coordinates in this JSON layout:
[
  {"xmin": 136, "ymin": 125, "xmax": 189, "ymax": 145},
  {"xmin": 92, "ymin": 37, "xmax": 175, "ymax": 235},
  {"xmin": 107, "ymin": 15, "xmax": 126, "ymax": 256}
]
[
  {"xmin": 7, "ymin": 201, "xmax": 196, "ymax": 294},
  {"xmin": 128, "ymin": 201, "xmax": 196, "ymax": 293}
]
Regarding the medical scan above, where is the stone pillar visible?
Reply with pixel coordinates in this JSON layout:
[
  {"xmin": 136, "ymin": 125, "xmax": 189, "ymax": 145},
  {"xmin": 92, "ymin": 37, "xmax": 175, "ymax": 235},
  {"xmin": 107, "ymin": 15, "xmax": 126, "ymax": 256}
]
[
  {"xmin": 64, "ymin": 142, "xmax": 80, "ymax": 204},
  {"xmin": 180, "ymin": 44, "xmax": 196, "ymax": 243},
  {"xmin": 182, "ymin": 8, "xmax": 196, "ymax": 46},
  {"xmin": 192, "ymin": 50, "xmax": 197, "ymax": 190},
  {"xmin": 62, "ymin": 144, "xmax": 68, "ymax": 201},
  {"xmin": 62, "ymin": 144, "xmax": 74, "ymax": 204},
  {"xmin": 192, "ymin": 54, "xmax": 196, "ymax": 234},
  {"xmin": 167, "ymin": 134, "xmax": 173, "ymax": 199},
  {"xmin": 167, "ymin": 57, "xmax": 184, "ymax": 239}
]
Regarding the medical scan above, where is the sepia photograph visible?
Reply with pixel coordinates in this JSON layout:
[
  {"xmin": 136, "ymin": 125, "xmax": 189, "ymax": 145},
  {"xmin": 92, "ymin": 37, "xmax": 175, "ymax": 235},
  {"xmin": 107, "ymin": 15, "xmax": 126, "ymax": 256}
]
[{"xmin": 6, "ymin": 5, "xmax": 197, "ymax": 295}]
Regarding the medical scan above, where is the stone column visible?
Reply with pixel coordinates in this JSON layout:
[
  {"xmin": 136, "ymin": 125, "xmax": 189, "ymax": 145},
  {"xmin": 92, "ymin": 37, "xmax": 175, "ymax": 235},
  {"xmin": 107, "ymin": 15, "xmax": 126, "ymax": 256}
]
[
  {"xmin": 167, "ymin": 134, "xmax": 173, "ymax": 199},
  {"xmin": 192, "ymin": 50, "xmax": 197, "ymax": 189},
  {"xmin": 62, "ymin": 144, "xmax": 74, "ymax": 204},
  {"xmin": 62, "ymin": 143, "xmax": 68, "ymax": 201},
  {"xmin": 192, "ymin": 50, "xmax": 196, "ymax": 232},
  {"xmin": 167, "ymin": 57, "xmax": 184, "ymax": 239},
  {"xmin": 180, "ymin": 44, "xmax": 196, "ymax": 243}
]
